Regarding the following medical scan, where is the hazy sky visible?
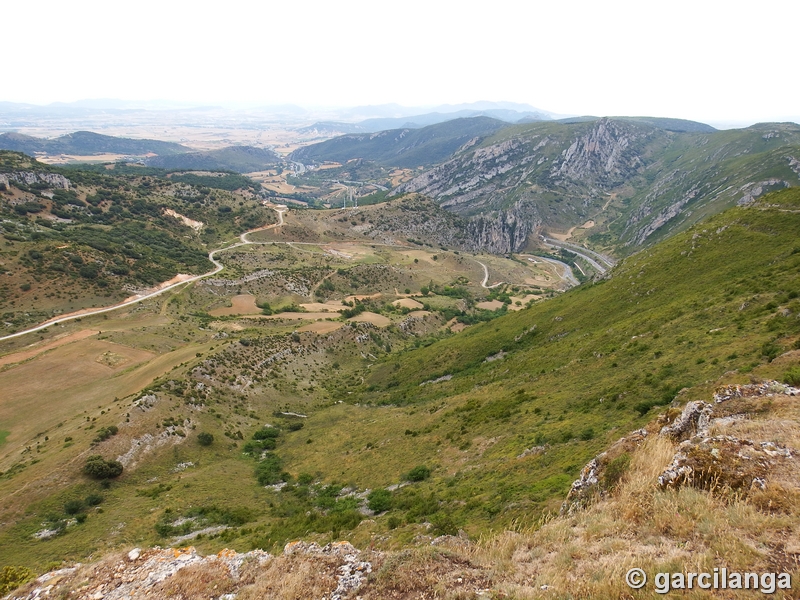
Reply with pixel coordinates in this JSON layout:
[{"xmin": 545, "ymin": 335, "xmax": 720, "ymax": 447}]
[{"xmin": 5, "ymin": 0, "xmax": 799, "ymax": 125}]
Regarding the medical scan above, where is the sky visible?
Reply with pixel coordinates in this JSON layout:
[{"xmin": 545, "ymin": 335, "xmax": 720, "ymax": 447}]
[{"xmin": 4, "ymin": 0, "xmax": 799, "ymax": 126}]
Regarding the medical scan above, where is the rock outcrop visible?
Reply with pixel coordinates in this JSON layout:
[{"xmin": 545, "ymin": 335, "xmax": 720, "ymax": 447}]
[
  {"xmin": 8, "ymin": 542, "xmax": 374, "ymax": 600},
  {"xmin": 562, "ymin": 379, "xmax": 800, "ymax": 513},
  {"xmin": 5, "ymin": 171, "xmax": 71, "ymax": 189}
]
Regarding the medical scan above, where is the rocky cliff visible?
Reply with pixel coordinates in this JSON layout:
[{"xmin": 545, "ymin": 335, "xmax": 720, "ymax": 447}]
[{"xmin": 394, "ymin": 119, "xmax": 800, "ymax": 256}]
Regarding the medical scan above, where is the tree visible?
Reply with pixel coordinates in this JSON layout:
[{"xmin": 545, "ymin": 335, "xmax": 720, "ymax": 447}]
[{"xmin": 197, "ymin": 432, "xmax": 214, "ymax": 446}]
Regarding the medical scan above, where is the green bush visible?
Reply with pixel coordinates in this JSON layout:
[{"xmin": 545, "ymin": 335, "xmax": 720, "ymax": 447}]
[
  {"xmin": 93, "ymin": 425, "xmax": 118, "ymax": 443},
  {"xmin": 255, "ymin": 453, "xmax": 285, "ymax": 485},
  {"xmin": 430, "ymin": 511, "xmax": 458, "ymax": 536},
  {"xmin": 783, "ymin": 366, "xmax": 800, "ymax": 386},
  {"xmin": 197, "ymin": 432, "xmax": 214, "ymax": 446},
  {"xmin": 602, "ymin": 453, "xmax": 631, "ymax": 489},
  {"xmin": 367, "ymin": 489, "xmax": 393, "ymax": 513},
  {"xmin": 405, "ymin": 465, "xmax": 432, "ymax": 482},
  {"xmin": 83, "ymin": 455, "xmax": 123, "ymax": 479},
  {"xmin": 0, "ymin": 566, "xmax": 35, "ymax": 596},
  {"xmin": 64, "ymin": 499, "xmax": 84, "ymax": 515},
  {"xmin": 252, "ymin": 427, "xmax": 280, "ymax": 440}
]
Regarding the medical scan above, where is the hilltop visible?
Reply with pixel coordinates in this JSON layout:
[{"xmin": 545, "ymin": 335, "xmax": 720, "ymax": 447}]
[
  {"xmin": 0, "ymin": 151, "xmax": 271, "ymax": 334},
  {"xmin": 391, "ymin": 118, "xmax": 800, "ymax": 254}
]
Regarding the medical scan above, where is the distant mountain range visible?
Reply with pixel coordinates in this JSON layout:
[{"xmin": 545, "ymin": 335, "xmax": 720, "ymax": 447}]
[
  {"xmin": 0, "ymin": 131, "xmax": 280, "ymax": 173},
  {"xmin": 296, "ymin": 102, "xmax": 555, "ymax": 136}
]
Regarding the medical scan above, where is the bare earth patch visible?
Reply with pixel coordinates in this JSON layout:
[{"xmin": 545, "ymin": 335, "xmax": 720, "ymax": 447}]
[
  {"xmin": 476, "ymin": 300, "xmax": 504, "ymax": 310},
  {"xmin": 297, "ymin": 321, "xmax": 344, "ymax": 334},
  {"xmin": 0, "ymin": 329, "xmax": 98, "ymax": 368},
  {"xmin": 349, "ymin": 312, "xmax": 391, "ymax": 327},
  {"xmin": 260, "ymin": 312, "xmax": 340, "ymax": 321},
  {"xmin": 393, "ymin": 298, "xmax": 424, "ymax": 310},
  {"xmin": 209, "ymin": 294, "xmax": 261, "ymax": 317},
  {"xmin": 299, "ymin": 302, "xmax": 344, "ymax": 312}
]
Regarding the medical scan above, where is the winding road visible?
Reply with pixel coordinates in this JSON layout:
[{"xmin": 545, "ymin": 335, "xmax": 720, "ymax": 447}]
[
  {"xmin": 541, "ymin": 235, "xmax": 616, "ymax": 275},
  {"xmin": 1, "ymin": 206, "xmax": 580, "ymax": 343},
  {"xmin": 476, "ymin": 261, "xmax": 504, "ymax": 289},
  {"xmin": 0, "ymin": 207, "xmax": 287, "ymax": 343}
]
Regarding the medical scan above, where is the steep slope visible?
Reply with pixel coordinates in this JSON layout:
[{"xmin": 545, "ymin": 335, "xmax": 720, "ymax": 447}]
[
  {"xmin": 145, "ymin": 146, "xmax": 281, "ymax": 173},
  {"xmin": 0, "ymin": 131, "xmax": 189, "ymax": 156},
  {"xmin": 395, "ymin": 118, "xmax": 800, "ymax": 255},
  {"xmin": 289, "ymin": 117, "xmax": 508, "ymax": 168}
]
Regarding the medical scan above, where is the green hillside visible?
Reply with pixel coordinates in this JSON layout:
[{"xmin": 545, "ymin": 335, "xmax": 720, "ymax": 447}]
[
  {"xmin": 0, "ymin": 131, "xmax": 189, "ymax": 156},
  {"xmin": 1, "ymin": 186, "xmax": 797, "ymax": 572},
  {"xmin": 0, "ymin": 151, "xmax": 272, "ymax": 334},
  {"xmin": 145, "ymin": 146, "xmax": 281, "ymax": 173}
]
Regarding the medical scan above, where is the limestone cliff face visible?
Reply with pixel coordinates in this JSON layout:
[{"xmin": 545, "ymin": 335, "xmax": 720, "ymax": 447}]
[
  {"xmin": 465, "ymin": 199, "xmax": 542, "ymax": 254},
  {"xmin": 394, "ymin": 118, "xmax": 655, "ymax": 254},
  {"xmin": 395, "ymin": 120, "xmax": 800, "ymax": 255},
  {"xmin": 551, "ymin": 118, "xmax": 649, "ymax": 183}
]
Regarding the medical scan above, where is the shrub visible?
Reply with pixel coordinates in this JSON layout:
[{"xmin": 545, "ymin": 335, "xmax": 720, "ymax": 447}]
[
  {"xmin": 602, "ymin": 453, "xmax": 631, "ymax": 489},
  {"xmin": 85, "ymin": 494, "xmax": 104, "ymax": 506},
  {"xmin": 197, "ymin": 432, "xmax": 214, "ymax": 446},
  {"xmin": 430, "ymin": 512, "xmax": 458, "ymax": 536},
  {"xmin": 367, "ymin": 489, "xmax": 393, "ymax": 513},
  {"xmin": 93, "ymin": 425, "xmax": 118, "ymax": 443},
  {"xmin": 783, "ymin": 366, "xmax": 800, "ymax": 387},
  {"xmin": 255, "ymin": 453, "xmax": 285, "ymax": 485},
  {"xmin": 0, "ymin": 566, "xmax": 35, "ymax": 596},
  {"xmin": 252, "ymin": 427, "xmax": 280, "ymax": 440},
  {"xmin": 405, "ymin": 465, "xmax": 431, "ymax": 482},
  {"xmin": 83, "ymin": 455, "xmax": 123, "ymax": 479},
  {"xmin": 64, "ymin": 499, "xmax": 84, "ymax": 515}
]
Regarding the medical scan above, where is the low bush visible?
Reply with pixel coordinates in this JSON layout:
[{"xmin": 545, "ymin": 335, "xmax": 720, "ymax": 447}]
[
  {"xmin": 405, "ymin": 465, "xmax": 432, "ymax": 482},
  {"xmin": 83, "ymin": 455, "xmax": 123, "ymax": 479}
]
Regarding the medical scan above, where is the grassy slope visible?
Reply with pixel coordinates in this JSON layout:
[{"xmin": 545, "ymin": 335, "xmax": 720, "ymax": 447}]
[
  {"xmin": 0, "ymin": 189, "xmax": 798, "ymax": 573},
  {"xmin": 329, "ymin": 187, "xmax": 800, "ymax": 527}
]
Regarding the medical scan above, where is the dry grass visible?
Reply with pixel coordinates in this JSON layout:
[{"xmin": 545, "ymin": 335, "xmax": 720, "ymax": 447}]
[
  {"xmin": 236, "ymin": 554, "xmax": 340, "ymax": 600},
  {"xmin": 421, "ymin": 417, "xmax": 800, "ymax": 599},
  {"xmin": 154, "ymin": 561, "xmax": 235, "ymax": 599}
]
